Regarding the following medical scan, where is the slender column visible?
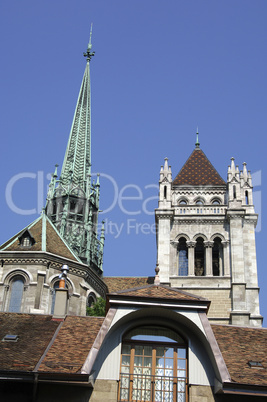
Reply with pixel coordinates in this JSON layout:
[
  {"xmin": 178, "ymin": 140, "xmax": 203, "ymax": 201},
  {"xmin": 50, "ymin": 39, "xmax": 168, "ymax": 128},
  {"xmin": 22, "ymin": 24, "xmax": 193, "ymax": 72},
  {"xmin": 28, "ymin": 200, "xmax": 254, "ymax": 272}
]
[
  {"xmin": 187, "ymin": 241, "xmax": 196, "ymax": 276},
  {"xmin": 204, "ymin": 241, "xmax": 213, "ymax": 276},
  {"xmin": 222, "ymin": 240, "xmax": 230, "ymax": 276}
]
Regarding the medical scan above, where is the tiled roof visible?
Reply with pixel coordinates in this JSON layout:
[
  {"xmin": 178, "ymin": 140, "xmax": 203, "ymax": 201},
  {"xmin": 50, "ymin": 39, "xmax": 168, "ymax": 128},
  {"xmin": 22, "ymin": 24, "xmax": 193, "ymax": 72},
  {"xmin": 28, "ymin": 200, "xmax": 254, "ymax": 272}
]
[
  {"xmin": 110, "ymin": 284, "xmax": 208, "ymax": 302},
  {"xmin": 212, "ymin": 324, "xmax": 267, "ymax": 386},
  {"xmin": 39, "ymin": 316, "xmax": 104, "ymax": 374},
  {"xmin": 0, "ymin": 313, "xmax": 104, "ymax": 375},
  {"xmin": 104, "ymin": 276, "xmax": 154, "ymax": 293},
  {"xmin": 0, "ymin": 215, "xmax": 80, "ymax": 262},
  {"xmin": 173, "ymin": 148, "xmax": 226, "ymax": 186},
  {"xmin": 0, "ymin": 313, "xmax": 60, "ymax": 371}
]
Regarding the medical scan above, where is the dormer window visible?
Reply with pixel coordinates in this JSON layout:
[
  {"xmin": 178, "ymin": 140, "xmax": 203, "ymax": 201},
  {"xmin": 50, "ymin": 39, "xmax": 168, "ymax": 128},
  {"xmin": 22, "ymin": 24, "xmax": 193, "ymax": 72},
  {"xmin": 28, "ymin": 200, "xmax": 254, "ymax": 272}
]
[
  {"xmin": 22, "ymin": 237, "xmax": 31, "ymax": 247},
  {"xmin": 18, "ymin": 230, "xmax": 35, "ymax": 248}
]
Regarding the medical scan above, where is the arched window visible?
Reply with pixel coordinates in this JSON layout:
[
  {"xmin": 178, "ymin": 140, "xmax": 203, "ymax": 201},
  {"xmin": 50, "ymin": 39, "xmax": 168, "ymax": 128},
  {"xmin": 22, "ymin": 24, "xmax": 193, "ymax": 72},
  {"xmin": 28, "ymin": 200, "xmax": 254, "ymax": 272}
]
[
  {"xmin": 8, "ymin": 275, "xmax": 24, "ymax": 313},
  {"xmin": 51, "ymin": 282, "xmax": 59, "ymax": 314},
  {"xmin": 212, "ymin": 238, "xmax": 223, "ymax": 276},
  {"xmin": 195, "ymin": 199, "xmax": 204, "ymax": 205},
  {"xmin": 195, "ymin": 237, "xmax": 205, "ymax": 276},
  {"xmin": 119, "ymin": 326, "xmax": 187, "ymax": 402},
  {"xmin": 179, "ymin": 199, "xmax": 187, "ymax": 205},
  {"xmin": 87, "ymin": 292, "xmax": 96, "ymax": 308},
  {"xmin": 212, "ymin": 199, "xmax": 220, "ymax": 205},
  {"xmin": 177, "ymin": 238, "xmax": 188, "ymax": 276}
]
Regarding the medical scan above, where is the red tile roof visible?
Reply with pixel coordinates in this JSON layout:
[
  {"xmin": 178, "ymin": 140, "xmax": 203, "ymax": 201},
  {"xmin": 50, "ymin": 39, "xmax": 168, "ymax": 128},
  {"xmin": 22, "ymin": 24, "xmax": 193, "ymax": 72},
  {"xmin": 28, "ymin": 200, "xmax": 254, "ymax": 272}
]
[
  {"xmin": 212, "ymin": 324, "xmax": 267, "ymax": 386},
  {"xmin": 39, "ymin": 316, "xmax": 104, "ymax": 374},
  {"xmin": 0, "ymin": 313, "xmax": 60, "ymax": 371},
  {"xmin": 173, "ymin": 148, "xmax": 226, "ymax": 186}
]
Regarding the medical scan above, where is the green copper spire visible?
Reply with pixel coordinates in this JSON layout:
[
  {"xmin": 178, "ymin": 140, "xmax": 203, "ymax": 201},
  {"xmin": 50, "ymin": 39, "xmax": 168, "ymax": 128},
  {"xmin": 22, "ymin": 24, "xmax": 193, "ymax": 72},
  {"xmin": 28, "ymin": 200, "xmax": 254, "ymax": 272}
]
[
  {"xmin": 195, "ymin": 127, "xmax": 200, "ymax": 148},
  {"xmin": 45, "ymin": 28, "xmax": 104, "ymax": 275},
  {"xmin": 60, "ymin": 24, "xmax": 95, "ymax": 189}
]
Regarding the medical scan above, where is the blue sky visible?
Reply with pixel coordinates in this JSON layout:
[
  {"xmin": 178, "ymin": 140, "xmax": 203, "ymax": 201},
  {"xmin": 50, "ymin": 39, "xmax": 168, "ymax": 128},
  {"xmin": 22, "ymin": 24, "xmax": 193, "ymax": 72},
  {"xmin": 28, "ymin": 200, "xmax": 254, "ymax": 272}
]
[{"xmin": 0, "ymin": 0, "xmax": 266, "ymax": 324}]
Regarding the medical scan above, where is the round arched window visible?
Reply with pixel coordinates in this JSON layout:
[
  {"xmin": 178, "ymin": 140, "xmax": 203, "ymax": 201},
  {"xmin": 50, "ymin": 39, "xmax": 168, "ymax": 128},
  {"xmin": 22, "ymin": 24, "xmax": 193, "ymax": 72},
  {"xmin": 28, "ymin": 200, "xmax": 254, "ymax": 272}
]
[
  {"xmin": 8, "ymin": 275, "xmax": 25, "ymax": 313},
  {"xmin": 119, "ymin": 326, "xmax": 187, "ymax": 401}
]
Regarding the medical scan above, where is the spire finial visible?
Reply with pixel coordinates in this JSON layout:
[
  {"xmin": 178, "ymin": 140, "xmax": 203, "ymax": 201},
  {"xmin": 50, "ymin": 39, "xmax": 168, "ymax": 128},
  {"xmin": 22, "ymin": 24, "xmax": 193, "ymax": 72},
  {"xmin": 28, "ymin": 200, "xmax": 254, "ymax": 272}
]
[
  {"xmin": 83, "ymin": 23, "xmax": 95, "ymax": 62},
  {"xmin": 195, "ymin": 127, "xmax": 200, "ymax": 148}
]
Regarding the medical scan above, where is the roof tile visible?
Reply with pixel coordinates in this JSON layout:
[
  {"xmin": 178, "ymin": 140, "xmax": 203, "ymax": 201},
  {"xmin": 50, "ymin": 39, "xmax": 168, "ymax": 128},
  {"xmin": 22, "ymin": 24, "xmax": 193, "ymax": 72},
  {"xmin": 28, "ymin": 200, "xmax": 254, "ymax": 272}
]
[
  {"xmin": 110, "ymin": 284, "xmax": 208, "ymax": 301},
  {"xmin": 212, "ymin": 324, "xmax": 267, "ymax": 386},
  {"xmin": 38, "ymin": 316, "xmax": 104, "ymax": 374},
  {"xmin": 0, "ymin": 313, "xmax": 60, "ymax": 371},
  {"xmin": 173, "ymin": 148, "xmax": 226, "ymax": 186}
]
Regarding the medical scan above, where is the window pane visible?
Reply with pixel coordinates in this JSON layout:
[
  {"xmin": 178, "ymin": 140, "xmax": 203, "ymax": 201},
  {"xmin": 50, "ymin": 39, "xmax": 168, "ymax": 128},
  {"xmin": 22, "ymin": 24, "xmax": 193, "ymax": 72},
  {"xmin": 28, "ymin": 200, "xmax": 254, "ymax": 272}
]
[
  {"xmin": 125, "ymin": 326, "xmax": 184, "ymax": 343},
  {"xmin": 122, "ymin": 344, "xmax": 131, "ymax": 355},
  {"xmin": 178, "ymin": 359, "xmax": 186, "ymax": 369},
  {"xmin": 9, "ymin": 277, "xmax": 24, "ymax": 313},
  {"xmin": 178, "ymin": 348, "xmax": 186, "ymax": 359}
]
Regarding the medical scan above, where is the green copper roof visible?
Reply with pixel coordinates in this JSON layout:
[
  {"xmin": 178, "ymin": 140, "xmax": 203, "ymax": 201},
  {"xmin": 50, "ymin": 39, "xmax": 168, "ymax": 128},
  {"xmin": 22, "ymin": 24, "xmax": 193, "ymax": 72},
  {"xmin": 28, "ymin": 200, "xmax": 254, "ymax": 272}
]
[
  {"xmin": 45, "ymin": 30, "xmax": 104, "ymax": 275},
  {"xmin": 60, "ymin": 58, "xmax": 92, "ymax": 189}
]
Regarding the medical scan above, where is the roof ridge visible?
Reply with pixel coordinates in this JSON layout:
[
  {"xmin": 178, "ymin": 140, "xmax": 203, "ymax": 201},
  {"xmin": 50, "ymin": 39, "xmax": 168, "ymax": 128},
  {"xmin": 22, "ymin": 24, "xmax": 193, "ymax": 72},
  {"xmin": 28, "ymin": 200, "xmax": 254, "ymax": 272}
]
[{"xmin": 109, "ymin": 284, "xmax": 209, "ymax": 301}]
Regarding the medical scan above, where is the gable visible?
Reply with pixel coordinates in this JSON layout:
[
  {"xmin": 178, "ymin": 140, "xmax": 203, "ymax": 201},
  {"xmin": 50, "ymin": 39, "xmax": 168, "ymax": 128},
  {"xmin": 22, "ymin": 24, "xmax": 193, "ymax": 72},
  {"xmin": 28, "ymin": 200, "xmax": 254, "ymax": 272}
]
[{"xmin": 0, "ymin": 215, "xmax": 81, "ymax": 263}]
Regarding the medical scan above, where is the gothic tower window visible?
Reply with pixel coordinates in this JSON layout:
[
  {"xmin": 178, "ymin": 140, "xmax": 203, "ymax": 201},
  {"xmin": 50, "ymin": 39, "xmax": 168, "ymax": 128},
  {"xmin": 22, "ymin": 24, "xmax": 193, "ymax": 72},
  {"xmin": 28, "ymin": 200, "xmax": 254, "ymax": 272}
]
[
  {"xmin": 245, "ymin": 190, "xmax": 249, "ymax": 205},
  {"xmin": 233, "ymin": 185, "xmax": 237, "ymax": 199},
  {"xmin": 212, "ymin": 237, "xmax": 223, "ymax": 276},
  {"xmin": 177, "ymin": 237, "xmax": 188, "ymax": 276},
  {"xmin": 119, "ymin": 326, "xmax": 187, "ymax": 402},
  {"xmin": 8, "ymin": 275, "xmax": 24, "ymax": 313},
  {"xmin": 195, "ymin": 237, "xmax": 205, "ymax": 276},
  {"xmin": 164, "ymin": 185, "xmax": 167, "ymax": 199}
]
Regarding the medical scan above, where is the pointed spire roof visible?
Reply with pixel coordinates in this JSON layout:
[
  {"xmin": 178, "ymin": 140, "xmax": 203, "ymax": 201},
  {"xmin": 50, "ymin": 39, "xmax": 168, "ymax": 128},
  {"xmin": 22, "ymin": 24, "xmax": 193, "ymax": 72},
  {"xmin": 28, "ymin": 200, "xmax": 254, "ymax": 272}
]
[
  {"xmin": 60, "ymin": 26, "xmax": 94, "ymax": 189},
  {"xmin": 173, "ymin": 147, "xmax": 226, "ymax": 186}
]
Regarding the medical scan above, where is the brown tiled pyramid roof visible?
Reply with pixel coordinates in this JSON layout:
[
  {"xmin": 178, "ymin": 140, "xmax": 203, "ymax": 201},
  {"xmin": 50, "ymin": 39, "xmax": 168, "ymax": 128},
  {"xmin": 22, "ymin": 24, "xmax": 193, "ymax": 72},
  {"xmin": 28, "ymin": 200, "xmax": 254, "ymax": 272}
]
[
  {"xmin": 212, "ymin": 324, "xmax": 267, "ymax": 386},
  {"xmin": 173, "ymin": 147, "xmax": 226, "ymax": 186},
  {"xmin": 0, "ymin": 215, "xmax": 80, "ymax": 262},
  {"xmin": 110, "ymin": 284, "xmax": 208, "ymax": 301}
]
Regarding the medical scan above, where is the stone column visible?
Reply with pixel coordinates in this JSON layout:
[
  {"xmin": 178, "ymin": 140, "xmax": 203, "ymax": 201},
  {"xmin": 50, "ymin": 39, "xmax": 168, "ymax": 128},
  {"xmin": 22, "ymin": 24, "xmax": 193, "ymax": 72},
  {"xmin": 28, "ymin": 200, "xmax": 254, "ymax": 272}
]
[
  {"xmin": 204, "ymin": 241, "xmax": 213, "ymax": 276},
  {"xmin": 222, "ymin": 240, "xmax": 230, "ymax": 276},
  {"xmin": 186, "ymin": 241, "xmax": 196, "ymax": 276}
]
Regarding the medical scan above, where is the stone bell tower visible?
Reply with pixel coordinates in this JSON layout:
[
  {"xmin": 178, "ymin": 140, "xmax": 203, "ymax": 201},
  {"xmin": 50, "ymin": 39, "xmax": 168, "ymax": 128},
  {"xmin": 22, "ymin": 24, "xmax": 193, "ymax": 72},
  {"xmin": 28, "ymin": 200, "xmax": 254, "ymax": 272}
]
[{"xmin": 155, "ymin": 132, "xmax": 262, "ymax": 327}]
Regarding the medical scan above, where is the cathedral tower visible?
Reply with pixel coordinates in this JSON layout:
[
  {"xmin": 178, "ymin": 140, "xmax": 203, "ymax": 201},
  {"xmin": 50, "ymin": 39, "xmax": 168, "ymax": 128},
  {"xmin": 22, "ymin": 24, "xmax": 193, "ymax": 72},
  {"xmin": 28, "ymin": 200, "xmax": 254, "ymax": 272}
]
[
  {"xmin": 155, "ymin": 132, "xmax": 262, "ymax": 327},
  {"xmin": 45, "ymin": 28, "xmax": 104, "ymax": 275}
]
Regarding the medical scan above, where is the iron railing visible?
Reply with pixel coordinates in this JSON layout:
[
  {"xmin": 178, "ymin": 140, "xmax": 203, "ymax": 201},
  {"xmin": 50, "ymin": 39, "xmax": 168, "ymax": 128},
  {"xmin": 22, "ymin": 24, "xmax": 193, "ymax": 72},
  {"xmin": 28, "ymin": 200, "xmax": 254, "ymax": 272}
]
[{"xmin": 118, "ymin": 372, "xmax": 187, "ymax": 402}]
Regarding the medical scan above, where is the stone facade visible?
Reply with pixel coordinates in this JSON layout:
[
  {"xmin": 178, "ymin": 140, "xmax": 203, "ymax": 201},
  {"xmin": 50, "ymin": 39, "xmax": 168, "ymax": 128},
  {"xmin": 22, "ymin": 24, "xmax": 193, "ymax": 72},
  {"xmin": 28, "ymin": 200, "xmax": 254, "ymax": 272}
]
[
  {"xmin": 155, "ymin": 147, "xmax": 262, "ymax": 327},
  {"xmin": 0, "ymin": 252, "xmax": 106, "ymax": 316}
]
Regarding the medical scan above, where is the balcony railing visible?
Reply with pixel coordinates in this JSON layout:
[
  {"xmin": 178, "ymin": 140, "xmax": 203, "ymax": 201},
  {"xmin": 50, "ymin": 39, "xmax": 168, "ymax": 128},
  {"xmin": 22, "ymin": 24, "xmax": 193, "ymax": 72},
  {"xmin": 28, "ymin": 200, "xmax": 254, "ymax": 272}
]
[{"xmin": 118, "ymin": 373, "xmax": 187, "ymax": 402}]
